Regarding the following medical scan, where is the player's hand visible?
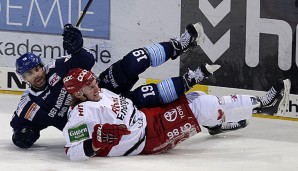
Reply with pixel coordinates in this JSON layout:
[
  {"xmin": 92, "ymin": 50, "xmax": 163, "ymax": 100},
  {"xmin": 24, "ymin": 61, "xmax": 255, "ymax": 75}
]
[
  {"xmin": 92, "ymin": 123, "xmax": 131, "ymax": 149},
  {"xmin": 62, "ymin": 23, "xmax": 83, "ymax": 55},
  {"xmin": 201, "ymin": 63, "xmax": 221, "ymax": 77},
  {"xmin": 12, "ymin": 128, "xmax": 40, "ymax": 149}
]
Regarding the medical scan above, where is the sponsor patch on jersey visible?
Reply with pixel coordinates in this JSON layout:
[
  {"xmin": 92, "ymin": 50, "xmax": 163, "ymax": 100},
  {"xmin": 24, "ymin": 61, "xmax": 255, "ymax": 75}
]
[
  {"xmin": 163, "ymin": 106, "xmax": 186, "ymax": 122},
  {"xmin": 15, "ymin": 95, "xmax": 31, "ymax": 116},
  {"xmin": 68, "ymin": 124, "xmax": 90, "ymax": 143},
  {"xmin": 77, "ymin": 104, "xmax": 84, "ymax": 116},
  {"xmin": 164, "ymin": 108, "xmax": 178, "ymax": 122},
  {"xmin": 49, "ymin": 73, "xmax": 61, "ymax": 86},
  {"xmin": 24, "ymin": 103, "xmax": 40, "ymax": 121}
]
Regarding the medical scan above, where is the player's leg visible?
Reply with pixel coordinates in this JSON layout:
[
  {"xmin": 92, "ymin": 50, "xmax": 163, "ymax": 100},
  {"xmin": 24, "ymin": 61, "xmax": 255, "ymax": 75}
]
[
  {"xmin": 255, "ymin": 79, "xmax": 291, "ymax": 115},
  {"xmin": 122, "ymin": 76, "xmax": 185, "ymax": 108},
  {"xmin": 97, "ymin": 22, "xmax": 205, "ymax": 94},
  {"xmin": 170, "ymin": 22, "xmax": 205, "ymax": 59},
  {"xmin": 122, "ymin": 63, "xmax": 220, "ymax": 109},
  {"xmin": 188, "ymin": 93, "xmax": 256, "ymax": 135},
  {"xmin": 119, "ymin": 22, "xmax": 205, "ymax": 80},
  {"xmin": 188, "ymin": 79, "xmax": 291, "ymax": 135},
  {"xmin": 209, "ymin": 79, "xmax": 290, "ymax": 135}
]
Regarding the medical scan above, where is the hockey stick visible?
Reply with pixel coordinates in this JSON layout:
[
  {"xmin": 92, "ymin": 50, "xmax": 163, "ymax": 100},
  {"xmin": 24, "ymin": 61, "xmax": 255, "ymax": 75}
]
[{"xmin": 75, "ymin": 0, "xmax": 94, "ymax": 27}]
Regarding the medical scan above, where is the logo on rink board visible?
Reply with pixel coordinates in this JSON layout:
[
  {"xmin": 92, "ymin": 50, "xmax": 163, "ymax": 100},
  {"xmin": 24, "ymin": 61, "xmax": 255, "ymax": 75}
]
[
  {"xmin": 7, "ymin": 72, "xmax": 27, "ymax": 89},
  {"xmin": 68, "ymin": 124, "xmax": 90, "ymax": 143},
  {"xmin": 191, "ymin": 0, "xmax": 296, "ymax": 70},
  {"xmin": 181, "ymin": 0, "xmax": 298, "ymax": 94},
  {"xmin": 0, "ymin": 0, "xmax": 110, "ymax": 39}
]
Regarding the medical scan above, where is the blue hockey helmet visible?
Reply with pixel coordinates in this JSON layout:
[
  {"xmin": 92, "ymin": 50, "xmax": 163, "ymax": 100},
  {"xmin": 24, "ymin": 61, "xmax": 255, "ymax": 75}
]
[{"xmin": 15, "ymin": 52, "xmax": 43, "ymax": 75}]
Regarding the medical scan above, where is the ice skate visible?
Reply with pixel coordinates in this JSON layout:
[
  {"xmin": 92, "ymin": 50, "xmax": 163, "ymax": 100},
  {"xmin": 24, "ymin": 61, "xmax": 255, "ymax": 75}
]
[
  {"xmin": 206, "ymin": 120, "xmax": 248, "ymax": 136},
  {"xmin": 258, "ymin": 79, "xmax": 291, "ymax": 115},
  {"xmin": 171, "ymin": 22, "xmax": 205, "ymax": 57},
  {"xmin": 183, "ymin": 64, "xmax": 221, "ymax": 89}
]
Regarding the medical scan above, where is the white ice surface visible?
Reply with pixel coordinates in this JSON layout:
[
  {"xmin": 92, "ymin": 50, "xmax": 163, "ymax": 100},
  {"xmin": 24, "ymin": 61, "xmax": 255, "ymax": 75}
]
[{"xmin": 0, "ymin": 94, "xmax": 298, "ymax": 171}]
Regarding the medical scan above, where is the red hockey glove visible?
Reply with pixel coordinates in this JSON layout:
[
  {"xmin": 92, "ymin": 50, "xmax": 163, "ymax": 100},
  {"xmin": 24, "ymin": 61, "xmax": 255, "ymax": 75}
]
[{"xmin": 92, "ymin": 123, "xmax": 131, "ymax": 149}]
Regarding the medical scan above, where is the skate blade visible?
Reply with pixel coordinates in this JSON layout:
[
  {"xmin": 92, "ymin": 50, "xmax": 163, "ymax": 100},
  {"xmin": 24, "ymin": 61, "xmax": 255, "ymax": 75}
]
[
  {"xmin": 276, "ymin": 79, "xmax": 291, "ymax": 115},
  {"xmin": 193, "ymin": 22, "xmax": 205, "ymax": 45}
]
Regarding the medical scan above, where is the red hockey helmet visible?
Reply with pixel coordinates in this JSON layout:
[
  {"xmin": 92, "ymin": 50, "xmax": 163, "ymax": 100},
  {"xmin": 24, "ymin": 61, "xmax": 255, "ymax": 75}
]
[{"xmin": 63, "ymin": 68, "xmax": 95, "ymax": 95}]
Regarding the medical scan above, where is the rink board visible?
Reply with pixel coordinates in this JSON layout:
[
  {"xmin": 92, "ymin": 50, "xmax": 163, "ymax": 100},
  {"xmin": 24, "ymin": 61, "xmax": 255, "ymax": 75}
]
[{"xmin": 1, "ymin": 67, "xmax": 298, "ymax": 119}]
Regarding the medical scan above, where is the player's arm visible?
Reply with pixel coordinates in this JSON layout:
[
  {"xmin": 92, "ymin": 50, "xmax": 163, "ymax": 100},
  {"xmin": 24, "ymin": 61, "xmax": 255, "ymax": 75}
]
[
  {"xmin": 10, "ymin": 93, "xmax": 46, "ymax": 149},
  {"xmin": 64, "ymin": 123, "xmax": 130, "ymax": 161},
  {"xmin": 11, "ymin": 127, "xmax": 41, "ymax": 149},
  {"xmin": 10, "ymin": 115, "xmax": 41, "ymax": 149},
  {"xmin": 69, "ymin": 48, "xmax": 95, "ymax": 70},
  {"xmin": 10, "ymin": 111, "xmax": 48, "ymax": 149}
]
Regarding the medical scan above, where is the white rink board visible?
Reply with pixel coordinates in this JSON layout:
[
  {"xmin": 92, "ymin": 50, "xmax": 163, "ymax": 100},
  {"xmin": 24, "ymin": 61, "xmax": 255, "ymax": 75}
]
[
  {"xmin": 1, "ymin": 66, "xmax": 297, "ymax": 119},
  {"xmin": 0, "ymin": 0, "xmax": 181, "ymax": 80},
  {"xmin": 0, "ymin": 67, "xmax": 29, "ymax": 91}
]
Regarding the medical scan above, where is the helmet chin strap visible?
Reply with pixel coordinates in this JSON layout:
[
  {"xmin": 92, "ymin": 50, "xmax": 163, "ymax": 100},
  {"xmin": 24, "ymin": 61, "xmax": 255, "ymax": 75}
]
[
  {"xmin": 81, "ymin": 95, "xmax": 88, "ymax": 101},
  {"xmin": 77, "ymin": 89, "xmax": 89, "ymax": 101}
]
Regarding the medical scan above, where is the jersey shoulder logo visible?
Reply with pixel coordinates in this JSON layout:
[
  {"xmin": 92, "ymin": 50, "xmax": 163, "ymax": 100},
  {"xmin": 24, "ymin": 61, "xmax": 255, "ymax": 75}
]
[
  {"xmin": 24, "ymin": 102, "xmax": 40, "ymax": 121},
  {"xmin": 48, "ymin": 73, "xmax": 61, "ymax": 86}
]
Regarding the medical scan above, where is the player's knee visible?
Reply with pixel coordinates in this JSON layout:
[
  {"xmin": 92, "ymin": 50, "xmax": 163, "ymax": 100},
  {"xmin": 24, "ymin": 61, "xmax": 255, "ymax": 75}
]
[
  {"xmin": 121, "ymin": 48, "xmax": 151, "ymax": 78},
  {"xmin": 131, "ymin": 84, "xmax": 161, "ymax": 108}
]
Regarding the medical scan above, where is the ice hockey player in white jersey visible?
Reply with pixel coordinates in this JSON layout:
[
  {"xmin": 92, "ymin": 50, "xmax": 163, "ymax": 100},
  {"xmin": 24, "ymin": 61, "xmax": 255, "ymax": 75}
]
[
  {"xmin": 62, "ymin": 68, "xmax": 290, "ymax": 161},
  {"xmin": 11, "ymin": 21, "xmax": 205, "ymax": 149}
]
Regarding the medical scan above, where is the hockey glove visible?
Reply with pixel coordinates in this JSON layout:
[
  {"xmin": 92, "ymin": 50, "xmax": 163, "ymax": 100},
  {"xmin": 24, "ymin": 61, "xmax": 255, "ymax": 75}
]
[
  {"xmin": 12, "ymin": 128, "xmax": 40, "ymax": 149},
  {"xmin": 92, "ymin": 123, "xmax": 131, "ymax": 149},
  {"xmin": 62, "ymin": 24, "xmax": 83, "ymax": 55}
]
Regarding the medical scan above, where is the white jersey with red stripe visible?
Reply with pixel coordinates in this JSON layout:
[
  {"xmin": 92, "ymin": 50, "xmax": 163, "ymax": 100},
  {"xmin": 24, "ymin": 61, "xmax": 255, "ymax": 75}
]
[{"xmin": 63, "ymin": 88, "xmax": 147, "ymax": 161}]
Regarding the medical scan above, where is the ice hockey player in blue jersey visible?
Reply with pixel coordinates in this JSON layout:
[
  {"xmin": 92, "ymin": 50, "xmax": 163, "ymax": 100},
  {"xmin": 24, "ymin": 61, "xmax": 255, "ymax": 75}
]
[
  {"xmin": 10, "ymin": 22, "xmax": 209, "ymax": 149},
  {"xmin": 10, "ymin": 24, "xmax": 95, "ymax": 149}
]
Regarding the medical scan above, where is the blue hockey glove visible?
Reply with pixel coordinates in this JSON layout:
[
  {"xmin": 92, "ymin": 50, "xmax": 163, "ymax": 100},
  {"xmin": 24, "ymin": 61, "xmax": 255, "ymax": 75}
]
[
  {"xmin": 12, "ymin": 128, "xmax": 40, "ymax": 149},
  {"xmin": 63, "ymin": 24, "xmax": 83, "ymax": 55}
]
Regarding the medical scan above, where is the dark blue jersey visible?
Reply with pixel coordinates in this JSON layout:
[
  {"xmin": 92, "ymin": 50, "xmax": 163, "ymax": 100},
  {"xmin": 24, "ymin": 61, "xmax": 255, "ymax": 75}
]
[{"xmin": 10, "ymin": 48, "xmax": 95, "ymax": 132}]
